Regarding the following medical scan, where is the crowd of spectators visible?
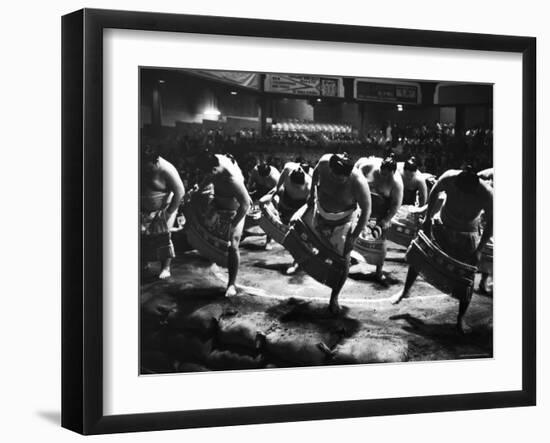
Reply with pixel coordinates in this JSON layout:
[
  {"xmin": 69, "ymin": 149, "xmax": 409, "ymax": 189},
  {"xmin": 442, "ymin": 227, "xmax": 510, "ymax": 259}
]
[{"xmin": 142, "ymin": 120, "xmax": 493, "ymax": 189}]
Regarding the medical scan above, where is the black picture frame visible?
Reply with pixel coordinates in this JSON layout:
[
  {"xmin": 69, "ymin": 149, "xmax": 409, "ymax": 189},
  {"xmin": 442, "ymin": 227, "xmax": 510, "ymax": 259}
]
[{"xmin": 61, "ymin": 8, "xmax": 536, "ymax": 435}]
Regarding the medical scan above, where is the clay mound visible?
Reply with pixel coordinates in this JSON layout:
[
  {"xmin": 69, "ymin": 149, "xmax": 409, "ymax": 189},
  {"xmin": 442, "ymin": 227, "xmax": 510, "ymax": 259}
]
[
  {"xmin": 206, "ymin": 349, "xmax": 263, "ymax": 370},
  {"xmin": 217, "ymin": 314, "xmax": 267, "ymax": 352},
  {"xmin": 168, "ymin": 303, "xmax": 223, "ymax": 335},
  {"xmin": 332, "ymin": 335, "xmax": 408, "ymax": 364},
  {"xmin": 263, "ymin": 329, "xmax": 330, "ymax": 366}
]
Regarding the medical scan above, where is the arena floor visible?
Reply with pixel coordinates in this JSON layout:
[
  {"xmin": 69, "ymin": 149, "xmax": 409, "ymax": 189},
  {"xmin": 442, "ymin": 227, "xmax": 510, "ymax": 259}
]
[{"xmin": 140, "ymin": 227, "xmax": 493, "ymax": 373}]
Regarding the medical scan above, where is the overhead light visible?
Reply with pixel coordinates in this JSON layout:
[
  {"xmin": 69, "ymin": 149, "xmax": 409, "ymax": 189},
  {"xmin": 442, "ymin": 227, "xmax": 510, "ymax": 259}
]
[
  {"xmin": 397, "ymin": 104, "xmax": 403, "ymax": 111},
  {"xmin": 316, "ymin": 98, "xmax": 322, "ymax": 102},
  {"xmin": 158, "ymin": 80, "xmax": 165, "ymax": 84},
  {"xmin": 203, "ymin": 108, "xmax": 221, "ymax": 117},
  {"xmin": 230, "ymin": 91, "xmax": 238, "ymax": 95}
]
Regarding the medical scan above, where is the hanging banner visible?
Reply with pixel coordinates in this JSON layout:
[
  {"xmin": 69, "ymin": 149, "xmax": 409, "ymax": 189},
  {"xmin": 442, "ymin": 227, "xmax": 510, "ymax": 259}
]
[
  {"xmin": 265, "ymin": 74, "xmax": 344, "ymax": 97},
  {"xmin": 354, "ymin": 79, "xmax": 421, "ymax": 104},
  {"xmin": 190, "ymin": 70, "xmax": 260, "ymax": 89}
]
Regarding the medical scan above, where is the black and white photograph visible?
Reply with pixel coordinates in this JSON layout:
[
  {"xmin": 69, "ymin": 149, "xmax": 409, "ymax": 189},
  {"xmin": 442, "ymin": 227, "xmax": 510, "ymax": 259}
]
[{"xmin": 139, "ymin": 67, "xmax": 494, "ymax": 374}]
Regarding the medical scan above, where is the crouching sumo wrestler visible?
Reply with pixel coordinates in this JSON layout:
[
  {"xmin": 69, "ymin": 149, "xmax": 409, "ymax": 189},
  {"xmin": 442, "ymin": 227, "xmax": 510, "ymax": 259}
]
[
  {"xmin": 283, "ymin": 153, "xmax": 370, "ymax": 314},
  {"xmin": 184, "ymin": 152, "xmax": 250, "ymax": 297},
  {"xmin": 354, "ymin": 155, "xmax": 403, "ymax": 281},
  {"xmin": 140, "ymin": 144, "xmax": 185, "ymax": 279},
  {"xmin": 258, "ymin": 162, "xmax": 312, "ymax": 274},
  {"xmin": 390, "ymin": 166, "xmax": 493, "ymax": 334}
]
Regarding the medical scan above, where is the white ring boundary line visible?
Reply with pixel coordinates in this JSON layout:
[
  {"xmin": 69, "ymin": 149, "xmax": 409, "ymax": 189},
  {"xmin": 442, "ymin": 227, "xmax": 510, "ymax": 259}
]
[{"xmin": 209, "ymin": 264, "xmax": 448, "ymax": 305}]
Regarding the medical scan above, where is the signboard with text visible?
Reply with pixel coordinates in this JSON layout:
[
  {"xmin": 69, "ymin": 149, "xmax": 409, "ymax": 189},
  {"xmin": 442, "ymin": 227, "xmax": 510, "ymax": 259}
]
[
  {"xmin": 354, "ymin": 79, "xmax": 421, "ymax": 104},
  {"xmin": 265, "ymin": 74, "xmax": 344, "ymax": 97}
]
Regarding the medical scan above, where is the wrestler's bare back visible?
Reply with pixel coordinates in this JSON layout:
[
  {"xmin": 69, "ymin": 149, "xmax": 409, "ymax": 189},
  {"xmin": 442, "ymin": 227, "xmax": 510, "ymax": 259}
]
[
  {"xmin": 249, "ymin": 166, "xmax": 280, "ymax": 190},
  {"xmin": 316, "ymin": 155, "xmax": 361, "ymax": 212},
  {"xmin": 355, "ymin": 157, "xmax": 402, "ymax": 198},
  {"xmin": 141, "ymin": 157, "xmax": 179, "ymax": 195},
  {"xmin": 438, "ymin": 170, "xmax": 493, "ymax": 230},
  {"xmin": 402, "ymin": 172, "xmax": 422, "ymax": 192},
  {"xmin": 210, "ymin": 155, "xmax": 249, "ymax": 210},
  {"xmin": 280, "ymin": 162, "xmax": 311, "ymax": 200}
]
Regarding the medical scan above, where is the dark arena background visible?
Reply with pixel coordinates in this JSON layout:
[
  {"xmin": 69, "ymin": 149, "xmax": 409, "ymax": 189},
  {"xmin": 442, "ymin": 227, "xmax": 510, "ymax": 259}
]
[{"xmin": 139, "ymin": 67, "xmax": 493, "ymax": 374}]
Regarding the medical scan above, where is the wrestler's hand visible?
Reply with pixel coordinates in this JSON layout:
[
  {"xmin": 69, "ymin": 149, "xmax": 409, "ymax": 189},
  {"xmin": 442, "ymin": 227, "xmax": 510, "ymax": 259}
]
[
  {"xmin": 259, "ymin": 189, "xmax": 274, "ymax": 205},
  {"xmin": 378, "ymin": 217, "xmax": 392, "ymax": 230},
  {"xmin": 165, "ymin": 208, "xmax": 178, "ymax": 229}
]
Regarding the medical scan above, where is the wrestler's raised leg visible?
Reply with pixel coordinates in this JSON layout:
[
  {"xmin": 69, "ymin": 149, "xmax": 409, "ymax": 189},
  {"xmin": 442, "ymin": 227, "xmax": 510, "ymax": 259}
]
[
  {"xmin": 390, "ymin": 266, "xmax": 419, "ymax": 304},
  {"xmin": 226, "ymin": 246, "xmax": 239, "ymax": 296},
  {"xmin": 374, "ymin": 241, "xmax": 388, "ymax": 283},
  {"xmin": 455, "ymin": 286, "xmax": 473, "ymax": 334},
  {"xmin": 159, "ymin": 258, "xmax": 171, "ymax": 279},
  {"xmin": 226, "ymin": 220, "xmax": 244, "ymax": 297},
  {"xmin": 329, "ymin": 255, "xmax": 350, "ymax": 315},
  {"xmin": 264, "ymin": 235, "xmax": 273, "ymax": 250}
]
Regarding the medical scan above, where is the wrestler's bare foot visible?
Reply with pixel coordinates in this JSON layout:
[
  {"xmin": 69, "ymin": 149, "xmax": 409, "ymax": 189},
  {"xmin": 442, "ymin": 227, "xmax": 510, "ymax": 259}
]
[
  {"xmin": 328, "ymin": 300, "xmax": 340, "ymax": 316},
  {"xmin": 457, "ymin": 320, "xmax": 471, "ymax": 335},
  {"xmin": 158, "ymin": 268, "xmax": 171, "ymax": 279},
  {"xmin": 285, "ymin": 263, "xmax": 299, "ymax": 275},
  {"xmin": 390, "ymin": 289, "xmax": 407, "ymax": 305},
  {"xmin": 225, "ymin": 285, "xmax": 238, "ymax": 297},
  {"xmin": 478, "ymin": 275, "xmax": 493, "ymax": 296}
]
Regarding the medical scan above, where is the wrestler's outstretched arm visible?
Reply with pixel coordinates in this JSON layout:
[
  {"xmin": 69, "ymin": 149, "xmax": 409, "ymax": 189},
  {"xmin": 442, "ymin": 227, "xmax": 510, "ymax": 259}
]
[
  {"xmin": 380, "ymin": 173, "xmax": 404, "ymax": 229},
  {"xmin": 422, "ymin": 171, "xmax": 452, "ymax": 232},
  {"xmin": 307, "ymin": 163, "xmax": 320, "ymax": 207},
  {"xmin": 276, "ymin": 164, "xmax": 291, "ymax": 195},
  {"xmin": 417, "ymin": 175, "xmax": 428, "ymax": 207},
  {"xmin": 246, "ymin": 168, "xmax": 257, "ymax": 196},
  {"xmin": 270, "ymin": 167, "xmax": 281, "ymax": 187},
  {"xmin": 230, "ymin": 178, "xmax": 251, "ymax": 229},
  {"xmin": 348, "ymin": 172, "xmax": 371, "ymax": 251},
  {"xmin": 475, "ymin": 183, "xmax": 494, "ymax": 260},
  {"xmin": 162, "ymin": 160, "xmax": 185, "ymax": 227}
]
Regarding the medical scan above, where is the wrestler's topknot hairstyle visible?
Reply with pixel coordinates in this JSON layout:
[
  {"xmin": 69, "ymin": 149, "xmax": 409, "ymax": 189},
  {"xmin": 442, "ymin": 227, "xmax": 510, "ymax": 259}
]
[
  {"xmin": 381, "ymin": 153, "xmax": 397, "ymax": 173},
  {"xmin": 290, "ymin": 168, "xmax": 306, "ymax": 185},
  {"xmin": 329, "ymin": 153, "xmax": 354, "ymax": 177},
  {"xmin": 258, "ymin": 162, "xmax": 271, "ymax": 177},
  {"xmin": 456, "ymin": 164, "xmax": 480, "ymax": 194},
  {"xmin": 195, "ymin": 151, "xmax": 219, "ymax": 172},
  {"xmin": 141, "ymin": 143, "xmax": 160, "ymax": 164},
  {"xmin": 404, "ymin": 156, "xmax": 418, "ymax": 172}
]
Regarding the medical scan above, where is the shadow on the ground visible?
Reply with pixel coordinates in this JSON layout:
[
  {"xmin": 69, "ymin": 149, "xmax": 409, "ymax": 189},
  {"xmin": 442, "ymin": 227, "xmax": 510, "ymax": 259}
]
[
  {"xmin": 385, "ymin": 256, "xmax": 407, "ymax": 264},
  {"xmin": 253, "ymin": 259, "xmax": 293, "ymax": 274},
  {"xmin": 266, "ymin": 298, "xmax": 361, "ymax": 344},
  {"xmin": 140, "ymin": 269, "xmax": 161, "ymax": 284},
  {"xmin": 287, "ymin": 272, "xmax": 307, "ymax": 285},
  {"xmin": 389, "ymin": 312, "xmax": 493, "ymax": 354},
  {"xmin": 348, "ymin": 271, "xmax": 401, "ymax": 288},
  {"xmin": 241, "ymin": 242, "xmax": 269, "ymax": 251},
  {"xmin": 142, "ymin": 284, "xmax": 227, "ymax": 323},
  {"xmin": 168, "ymin": 286, "xmax": 227, "ymax": 301}
]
